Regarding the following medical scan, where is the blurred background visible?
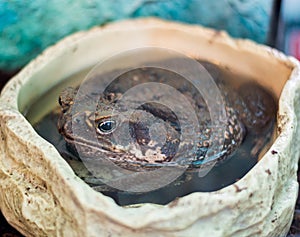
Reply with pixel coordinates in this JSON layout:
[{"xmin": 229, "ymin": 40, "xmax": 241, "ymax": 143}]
[
  {"xmin": 277, "ymin": 0, "xmax": 300, "ymax": 60},
  {"xmin": 0, "ymin": 0, "xmax": 276, "ymax": 72},
  {"xmin": 0, "ymin": 0, "xmax": 300, "ymax": 236}
]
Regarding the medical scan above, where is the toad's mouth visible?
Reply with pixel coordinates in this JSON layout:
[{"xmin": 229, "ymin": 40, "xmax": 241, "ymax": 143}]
[
  {"xmin": 63, "ymin": 131, "xmax": 126, "ymax": 154},
  {"xmin": 62, "ymin": 131, "xmax": 182, "ymax": 167},
  {"xmin": 62, "ymin": 132, "xmax": 229, "ymax": 171}
]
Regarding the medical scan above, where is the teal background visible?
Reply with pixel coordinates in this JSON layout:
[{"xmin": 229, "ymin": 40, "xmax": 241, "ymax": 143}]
[{"xmin": 0, "ymin": 0, "xmax": 273, "ymax": 71}]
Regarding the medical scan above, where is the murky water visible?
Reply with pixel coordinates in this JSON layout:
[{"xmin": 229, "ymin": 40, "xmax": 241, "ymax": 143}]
[{"xmin": 25, "ymin": 60, "xmax": 277, "ymax": 206}]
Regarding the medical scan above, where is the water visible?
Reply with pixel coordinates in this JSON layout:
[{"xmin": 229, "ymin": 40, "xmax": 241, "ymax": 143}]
[{"xmin": 25, "ymin": 61, "xmax": 276, "ymax": 206}]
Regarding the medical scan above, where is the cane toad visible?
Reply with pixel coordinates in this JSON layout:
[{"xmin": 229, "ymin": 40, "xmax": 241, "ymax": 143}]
[{"xmin": 57, "ymin": 61, "xmax": 276, "ymax": 172}]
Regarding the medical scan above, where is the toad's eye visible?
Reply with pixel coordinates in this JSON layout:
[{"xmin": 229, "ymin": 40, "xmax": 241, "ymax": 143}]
[{"xmin": 97, "ymin": 120, "xmax": 117, "ymax": 134}]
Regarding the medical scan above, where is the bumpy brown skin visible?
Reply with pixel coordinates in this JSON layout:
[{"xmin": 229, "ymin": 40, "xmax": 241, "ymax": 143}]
[{"xmin": 57, "ymin": 61, "xmax": 275, "ymax": 171}]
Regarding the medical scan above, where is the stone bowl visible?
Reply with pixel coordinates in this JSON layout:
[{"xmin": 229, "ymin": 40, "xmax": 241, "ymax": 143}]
[{"xmin": 0, "ymin": 18, "xmax": 300, "ymax": 237}]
